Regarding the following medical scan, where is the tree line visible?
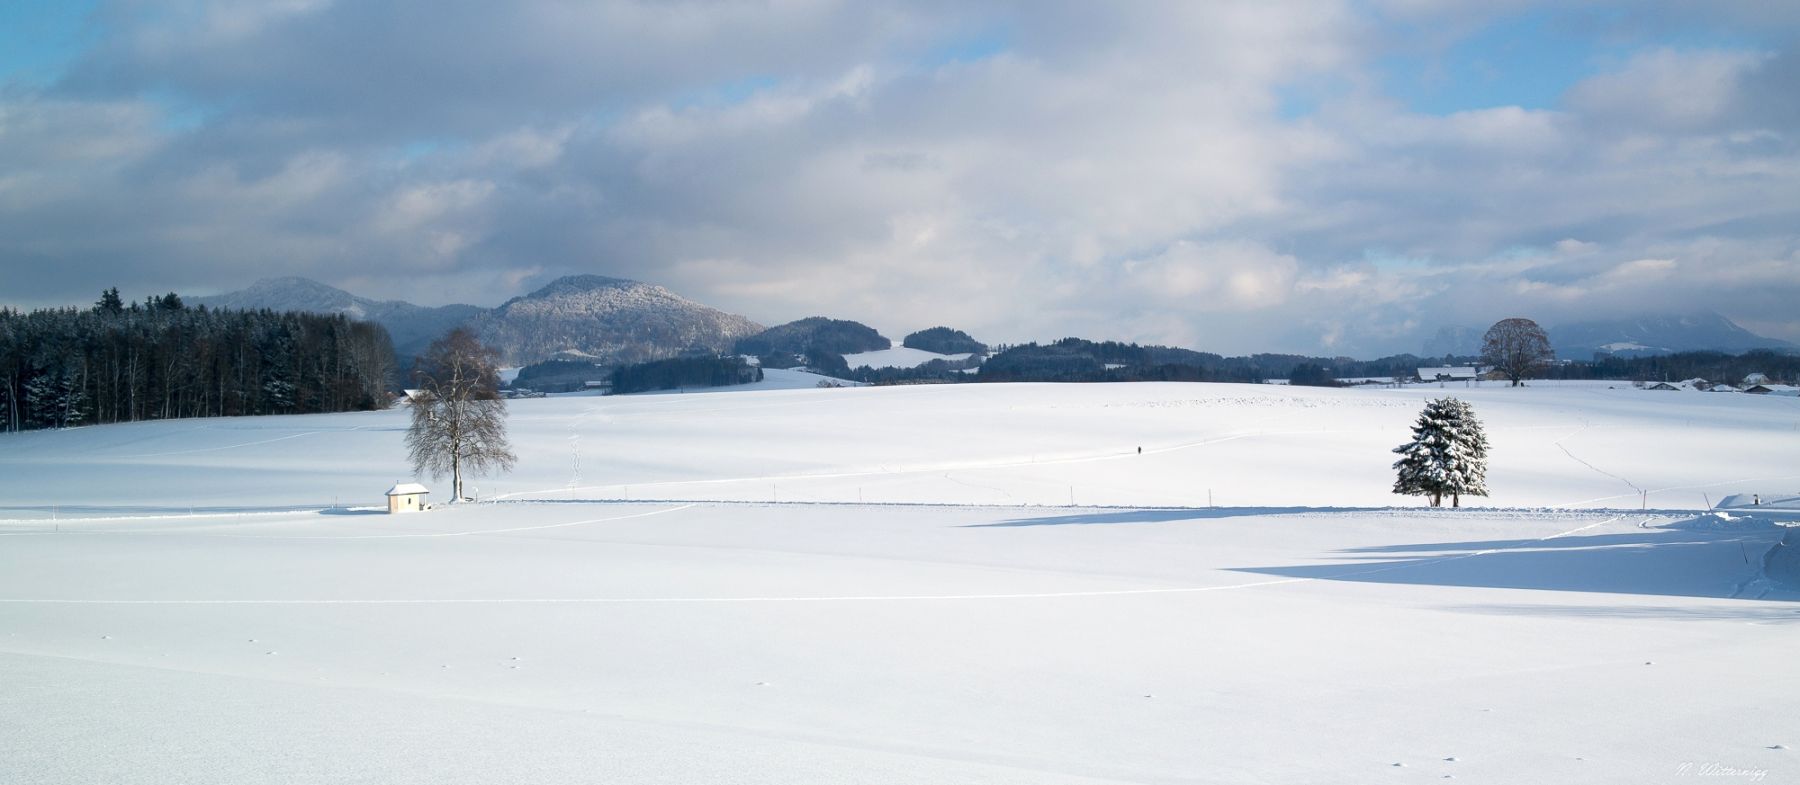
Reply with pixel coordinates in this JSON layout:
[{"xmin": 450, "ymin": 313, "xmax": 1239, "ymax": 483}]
[
  {"xmin": 610, "ymin": 355, "xmax": 763, "ymax": 394},
  {"xmin": 0, "ymin": 290, "xmax": 395, "ymax": 432},
  {"xmin": 1543, "ymin": 349, "xmax": 1799, "ymax": 385},
  {"xmin": 969, "ymin": 339, "xmax": 1428, "ymax": 385}
]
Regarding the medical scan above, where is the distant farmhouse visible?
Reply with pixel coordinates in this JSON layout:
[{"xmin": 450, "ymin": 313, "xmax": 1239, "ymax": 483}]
[
  {"xmin": 1416, "ymin": 366, "xmax": 1489, "ymax": 384},
  {"xmin": 1745, "ymin": 383, "xmax": 1800, "ymax": 397},
  {"xmin": 1646, "ymin": 378, "xmax": 1712, "ymax": 392},
  {"xmin": 1635, "ymin": 373, "xmax": 1797, "ymax": 395}
]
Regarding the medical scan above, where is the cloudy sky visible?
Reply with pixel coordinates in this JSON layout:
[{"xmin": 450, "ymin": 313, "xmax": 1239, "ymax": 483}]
[{"xmin": 3, "ymin": 1, "xmax": 1798, "ymax": 356}]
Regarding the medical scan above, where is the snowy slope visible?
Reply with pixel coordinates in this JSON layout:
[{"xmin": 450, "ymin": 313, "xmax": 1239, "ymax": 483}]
[
  {"xmin": 6, "ymin": 380, "xmax": 1797, "ymax": 513},
  {"xmin": 2, "ymin": 381, "xmax": 1798, "ymax": 784},
  {"xmin": 842, "ymin": 346, "xmax": 973, "ymax": 369},
  {"xmin": 475, "ymin": 275, "xmax": 763, "ymax": 366}
]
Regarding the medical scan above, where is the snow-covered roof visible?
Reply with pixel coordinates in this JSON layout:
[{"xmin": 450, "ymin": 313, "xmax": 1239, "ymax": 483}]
[
  {"xmin": 386, "ymin": 482, "xmax": 430, "ymax": 496},
  {"xmin": 1418, "ymin": 366, "xmax": 1483, "ymax": 379}
]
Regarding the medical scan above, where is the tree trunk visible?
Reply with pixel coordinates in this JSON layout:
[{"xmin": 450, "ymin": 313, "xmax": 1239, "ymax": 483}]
[
  {"xmin": 452, "ymin": 450, "xmax": 462, "ymax": 503},
  {"xmin": 1452, "ymin": 493, "xmax": 1460, "ymax": 508}
]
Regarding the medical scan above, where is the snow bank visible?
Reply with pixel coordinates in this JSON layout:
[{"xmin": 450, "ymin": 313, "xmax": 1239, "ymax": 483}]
[
  {"xmin": 841, "ymin": 346, "xmax": 972, "ymax": 369},
  {"xmin": 1765, "ymin": 527, "xmax": 1800, "ymax": 590}
]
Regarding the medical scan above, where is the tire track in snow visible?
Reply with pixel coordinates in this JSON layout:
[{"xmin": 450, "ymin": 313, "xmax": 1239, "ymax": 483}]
[{"xmin": 0, "ymin": 516, "xmax": 1622, "ymax": 605}]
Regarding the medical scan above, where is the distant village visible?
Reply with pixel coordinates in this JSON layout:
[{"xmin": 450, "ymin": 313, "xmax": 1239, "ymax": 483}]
[{"xmin": 1386, "ymin": 366, "xmax": 1798, "ymax": 396}]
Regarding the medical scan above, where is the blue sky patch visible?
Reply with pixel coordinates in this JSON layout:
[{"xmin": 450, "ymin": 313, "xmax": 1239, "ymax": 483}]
[{"xmin": 0, "ymin": 0, "xmax": 98, "ymax": 85}]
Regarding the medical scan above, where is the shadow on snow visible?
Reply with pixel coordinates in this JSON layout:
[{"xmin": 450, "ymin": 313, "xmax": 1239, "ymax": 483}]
[
  {"xmin": 962, "ymin": 506, "xmax": 1388, "ymax": 528},
  {"xmin": 1231, "ymin": 516, "xmax": 1796, "ymax": 603}
]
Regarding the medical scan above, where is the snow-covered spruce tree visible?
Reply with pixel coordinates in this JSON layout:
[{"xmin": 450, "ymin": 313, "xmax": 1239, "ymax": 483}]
[{"xmin": 1392, "ymin": 397, "xmax": 1489, "ymax": 508}]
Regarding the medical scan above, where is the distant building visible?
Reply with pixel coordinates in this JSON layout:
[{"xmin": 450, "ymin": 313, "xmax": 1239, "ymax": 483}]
[
  {"xmin": 1745, "ymin": 384, "xmax": 1800, "ymax": 397},
  {"xmin": 1417, "ymin": 366, "xmax": 1485, "ymax": 383},
  {"xmin": 1647, "ymin": 379, "xmax": 1709, "ymax": 392},
  {"xmin": 386, "ymin": 482, "xmax": 430, "ymax": 514}
]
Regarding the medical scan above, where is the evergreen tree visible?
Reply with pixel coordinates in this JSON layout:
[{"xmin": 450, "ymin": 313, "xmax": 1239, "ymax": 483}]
[
  {"xmin": 1392, "ymin": 397, "xmax": 1489, "ymax": 507},
  {"xmin": 96, "ymin": 288, "xmax": 124, "ymax": 315},
  {"xmin": 0, "ymin": 300, "xmax": 392, "ymax": 431}
]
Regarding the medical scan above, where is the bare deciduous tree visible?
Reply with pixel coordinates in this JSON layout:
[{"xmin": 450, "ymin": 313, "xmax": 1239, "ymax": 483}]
[
  {"xmin": 406, "ymin": 328, "xmax": 515, "ymax": 502},
  {"xmin": 1481, "ymin": 317, "xmax": 1554, "ymax": 387}
]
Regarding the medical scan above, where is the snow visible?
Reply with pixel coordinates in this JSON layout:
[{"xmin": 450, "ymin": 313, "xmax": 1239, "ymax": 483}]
[
  {"xmin": 841, "ymin": 346, "xmax": 973, "ymax": 369},
  {"xmin": 3, "ymin": 380, "xmax": 1798, "ymax": 784}
]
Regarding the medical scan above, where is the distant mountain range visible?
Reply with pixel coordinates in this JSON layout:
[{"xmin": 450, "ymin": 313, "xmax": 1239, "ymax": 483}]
[
  {"xmin": 192, "ymin": 275, "xmax": 762, "ymax": 366},
  {"xmin": 191, "ymin": 277, "xmax": 482, "ymax": 359},
  {"xmin": 195, "ymin": 277, "xmax": 1794, "ymax": 368},
  {"xmin": 1549, "ymin": 312, "xmax": 1795, "ymax": 359},
  {"xmin": 1423, "ymin": 311, "xmax": 1795, "ymax": 360}
]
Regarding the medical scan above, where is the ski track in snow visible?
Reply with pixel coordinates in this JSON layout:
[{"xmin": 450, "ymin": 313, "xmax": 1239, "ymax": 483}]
[
  {"xmin": 1552, "ymin": 424, "xmax": 1644, "ymax": 496},
  {"xmin": 0, "ymin": 515, "xmax": 1623, "ymax": 606},
  {"xmin": 109, "ymin": 425, "xmax": 375, "ymax": 459},
  {"xmin": 0, "ymin": 504, "xmax": 695, "ymax": 540}
]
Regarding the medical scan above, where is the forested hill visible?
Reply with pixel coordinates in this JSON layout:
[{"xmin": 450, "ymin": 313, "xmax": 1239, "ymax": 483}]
[
  {"xmin": 475, "ymin": 275, "xmax": 763, "ymax": 366},
  {"xmin": 734, "ymin": 317, "xmax": 890, "ymax": 356},
  {"xmin": 0, "ymin": 295, "xmax": 395, "ymax": 432},
  {"xmin": 974, "ymin": 339, "xmax": 1427, "ymax": 385}
]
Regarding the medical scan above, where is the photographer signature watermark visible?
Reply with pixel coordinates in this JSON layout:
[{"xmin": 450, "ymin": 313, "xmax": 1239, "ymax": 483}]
[{"xmin": 1676, "ymin": 762, "xmax": 1769, "ymax": 781}]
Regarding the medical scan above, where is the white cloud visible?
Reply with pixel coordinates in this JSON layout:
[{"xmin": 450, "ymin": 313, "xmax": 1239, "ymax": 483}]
[
  {"xmin": 3, "ymin": 1, "xmax": 1800, "ymax": 352},
  {"xmin": 1122, "ymin": 241, "xmax": 1299, "ymax": 310},
  {"xmin": 1566, "ymin": 48, "xmax": 1771, "ymax": 131}
]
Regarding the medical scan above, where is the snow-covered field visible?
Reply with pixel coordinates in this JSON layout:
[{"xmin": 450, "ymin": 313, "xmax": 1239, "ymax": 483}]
[
  {"xmin": 3, "ymin": 380, "xmax": 1798, "ymax": 783},
  {"xmin": 842, "ymin": 346, "xmax": 973, "ymax": 369}
]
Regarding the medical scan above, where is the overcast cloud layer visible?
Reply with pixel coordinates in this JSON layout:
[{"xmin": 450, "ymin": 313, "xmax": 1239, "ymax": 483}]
[{"xmin": 3, "ymin": 0, "xmax": 1798, "ymax": 356}]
